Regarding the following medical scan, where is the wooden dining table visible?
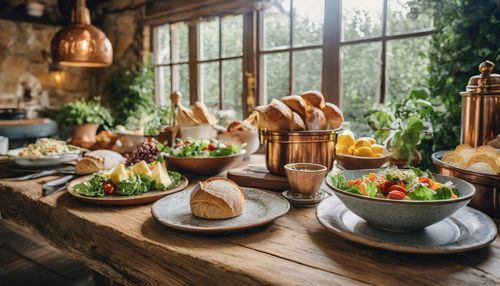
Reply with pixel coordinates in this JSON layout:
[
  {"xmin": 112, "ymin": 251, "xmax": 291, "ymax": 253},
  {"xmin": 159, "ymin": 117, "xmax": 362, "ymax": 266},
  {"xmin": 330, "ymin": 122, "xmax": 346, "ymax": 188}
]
[{"xmin": 0, "ymin": 154, "xmax": 499, "ymax": 285}]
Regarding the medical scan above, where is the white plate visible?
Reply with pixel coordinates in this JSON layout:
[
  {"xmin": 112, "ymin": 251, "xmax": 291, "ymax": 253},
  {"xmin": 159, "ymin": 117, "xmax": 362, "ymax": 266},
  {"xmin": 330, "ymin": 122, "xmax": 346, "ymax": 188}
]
[
  {"xmin": 316, "ymin": 195, "xmax": 497, "ymax": 254},
  {"xmin": 152, "ymin": 187, "xmax": 290, "ymax": 233},
  {"xmin": 7, "ymin": 148, "xmax": 81, "ymax": 167}
]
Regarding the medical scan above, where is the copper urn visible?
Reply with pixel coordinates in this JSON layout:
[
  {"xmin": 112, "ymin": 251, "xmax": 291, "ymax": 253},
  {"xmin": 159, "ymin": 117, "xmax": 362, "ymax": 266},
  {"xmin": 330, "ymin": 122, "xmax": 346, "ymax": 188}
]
[{"xmin": 460, "ymin": 60, "xmax": 500, "ymax": 146}]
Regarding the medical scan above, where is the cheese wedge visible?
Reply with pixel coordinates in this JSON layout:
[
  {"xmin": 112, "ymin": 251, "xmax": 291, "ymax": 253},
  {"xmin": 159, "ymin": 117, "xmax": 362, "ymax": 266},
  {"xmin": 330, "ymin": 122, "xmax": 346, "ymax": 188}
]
[
  {"xmin": 151, "ymin": 162, "xmax": 172, "ymax": 188},
  {"xmin": 109, "ymin": 163, "xmax": 129, "ymax": 184},
  {"xmin": 131, "ymin": 160, "xmax": 152, "ymax": 177}
]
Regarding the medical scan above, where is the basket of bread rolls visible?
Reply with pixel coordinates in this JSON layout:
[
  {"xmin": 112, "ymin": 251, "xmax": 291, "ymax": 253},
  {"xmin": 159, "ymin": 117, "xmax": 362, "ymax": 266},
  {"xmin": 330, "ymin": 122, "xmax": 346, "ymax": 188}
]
[
  {"xmin": 244, "ymin": 91, "xmax": 343, "ymax": 176},
  {"xmin": 432, "ymin": 144, "xmax": 500, "ymax": 217}
]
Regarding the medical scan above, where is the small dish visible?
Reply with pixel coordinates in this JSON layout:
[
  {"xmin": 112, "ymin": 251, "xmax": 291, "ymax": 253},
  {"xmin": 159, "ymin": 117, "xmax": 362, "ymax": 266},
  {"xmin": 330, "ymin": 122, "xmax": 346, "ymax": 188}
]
[
  {"xmin": 7, "ymin": 147, "xmax": 81, "ymax": 167},
  {"xmin": 282, "ymin": 189, "xmax": 329, "ymax": 207},
  {"xmin": 335, "ymin": 153, "xmax": 391, "ymax": 170},
  {"xmin": 316, "ymin": 195, "xmax": 497, "ymax": 254},
  {"xmin": 163, "ymin": 152, "xmax": 245, "ymax": 176},
  {"xmin": 66, "ymin": 175, "xmax": 189, "ymax": 206},
  {"xmin": 326, "ymin": 169, "xmax": 476, "ymax": 232},
  {"xmin": 152, "ymin": 187, "xmax": 290, "ymax": 233}
]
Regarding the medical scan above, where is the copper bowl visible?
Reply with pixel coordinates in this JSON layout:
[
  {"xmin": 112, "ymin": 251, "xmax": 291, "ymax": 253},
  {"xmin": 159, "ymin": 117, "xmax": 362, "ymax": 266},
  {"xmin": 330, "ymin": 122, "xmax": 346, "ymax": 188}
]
[
  {"xmin": 335, "ymin": 153, "xmax": 391, "ymax": 170},
  {"xmin": 163, "ymin": 152, "xmax": 245, "ymax": 176},
  {"xmin": 260, "ymin": 129, "xmax": 341, "ymax": 176},
  {"xmin": 432, "ymin": 151, "xmax": 500, "ymax": 217}
]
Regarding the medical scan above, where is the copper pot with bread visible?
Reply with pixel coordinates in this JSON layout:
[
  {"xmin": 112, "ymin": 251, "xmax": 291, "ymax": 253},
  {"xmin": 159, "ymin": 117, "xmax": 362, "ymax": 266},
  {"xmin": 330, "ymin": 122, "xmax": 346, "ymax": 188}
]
[{"xmin": 244, "ymin": 91, "xmax": 343, "ymax": 176}]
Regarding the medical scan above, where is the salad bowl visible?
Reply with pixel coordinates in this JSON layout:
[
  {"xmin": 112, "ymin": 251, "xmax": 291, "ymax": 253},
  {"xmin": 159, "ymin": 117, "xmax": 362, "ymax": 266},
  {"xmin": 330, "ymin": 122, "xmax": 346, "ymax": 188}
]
[
  {"xmin": 325, "ymin": 169, "xmax": 476, "ymax": 232},
  {"xmin": 8, "ymin": 147, "xmax": 80, "ymax": 167},
  {"xmin": 164, "ymin": 152, "xmax": 245, "ymax": 176}
]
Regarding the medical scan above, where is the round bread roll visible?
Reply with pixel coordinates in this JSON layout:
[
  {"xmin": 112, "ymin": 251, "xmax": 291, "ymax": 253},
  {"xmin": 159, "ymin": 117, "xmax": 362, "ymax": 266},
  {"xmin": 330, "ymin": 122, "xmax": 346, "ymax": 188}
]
[
  {"xmin": 322, "ymin": 102, "xmax": 344, "ymax": 129},
  {"xmin": 466, "ymin": 153, "xmax": 499, "ymax": 174},
  {"xmin": 301, "ymin": 91, "xmax": 326, "ymax": 109},
  {"xmin": 190, "ymin": 178, "xmax": 245, "ymax": 219},
  {"xmin": 176, "ymin": 105, "xmax": 200, "ymax": 127},
  {"xmin": 251, "ymin": 99, "xmax": 305, "ymax": 131}
]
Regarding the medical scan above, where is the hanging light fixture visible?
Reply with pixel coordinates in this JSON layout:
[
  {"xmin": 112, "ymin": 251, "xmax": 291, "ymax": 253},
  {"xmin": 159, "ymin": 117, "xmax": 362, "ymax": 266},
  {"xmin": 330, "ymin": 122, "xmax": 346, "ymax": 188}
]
[{"xmin": 51, "ymin": 0, "xmax": 113, "ymax": 67}]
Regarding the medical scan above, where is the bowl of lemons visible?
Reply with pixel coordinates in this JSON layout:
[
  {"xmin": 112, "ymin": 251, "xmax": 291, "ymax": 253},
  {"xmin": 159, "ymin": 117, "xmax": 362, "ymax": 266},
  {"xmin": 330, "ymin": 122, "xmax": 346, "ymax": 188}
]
[{"xmin": 335, "ymin": 130, "xmax": 391, "ymax": 170}]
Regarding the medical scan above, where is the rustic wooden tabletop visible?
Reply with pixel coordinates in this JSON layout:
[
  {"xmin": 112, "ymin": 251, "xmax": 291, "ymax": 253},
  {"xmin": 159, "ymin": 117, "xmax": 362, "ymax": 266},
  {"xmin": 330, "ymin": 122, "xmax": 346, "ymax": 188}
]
[{"xmin": 0, "ymin": 155, "xmax": 499, "ymax": 286}]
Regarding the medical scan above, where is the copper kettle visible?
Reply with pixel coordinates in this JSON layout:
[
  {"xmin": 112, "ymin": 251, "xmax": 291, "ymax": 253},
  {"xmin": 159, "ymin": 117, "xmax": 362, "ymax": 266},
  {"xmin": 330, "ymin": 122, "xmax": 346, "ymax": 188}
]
[{"xmin": 460, "ymin": 60, "xmax": 500, "ymax": 147}]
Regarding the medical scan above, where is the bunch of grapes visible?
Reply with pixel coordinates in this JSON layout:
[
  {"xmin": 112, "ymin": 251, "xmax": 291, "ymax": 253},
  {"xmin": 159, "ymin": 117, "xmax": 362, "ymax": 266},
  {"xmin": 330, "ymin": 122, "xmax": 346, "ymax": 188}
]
[{"xmin": 125, "ymin": 140, "xmax": 160, "ymax": 166}]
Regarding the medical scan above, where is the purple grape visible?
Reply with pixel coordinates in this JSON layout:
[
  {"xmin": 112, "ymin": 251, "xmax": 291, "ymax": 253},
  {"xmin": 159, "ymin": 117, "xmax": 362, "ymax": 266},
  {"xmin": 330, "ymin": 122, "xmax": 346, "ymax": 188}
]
[{"xmin": 125, "ymin": 140, "xmax": 160, "ymax": 166}]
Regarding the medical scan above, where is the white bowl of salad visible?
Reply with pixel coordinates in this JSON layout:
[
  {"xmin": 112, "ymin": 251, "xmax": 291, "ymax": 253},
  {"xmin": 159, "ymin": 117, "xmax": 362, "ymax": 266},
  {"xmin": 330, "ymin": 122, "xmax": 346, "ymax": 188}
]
[
  {"xmin": 325, "ymin": 167, "xmax": 475, "ymax": 232},
  {"xmin": 160, "ymin": 139, "xmax": 246, "ymax": 176},
  {"xmin": 8, "ymin": 138, "xmax": 81, "ymax": 167}
]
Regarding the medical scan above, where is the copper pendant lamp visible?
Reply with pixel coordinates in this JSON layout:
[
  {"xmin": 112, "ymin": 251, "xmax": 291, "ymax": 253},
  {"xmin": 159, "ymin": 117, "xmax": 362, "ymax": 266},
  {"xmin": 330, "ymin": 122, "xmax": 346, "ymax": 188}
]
[{"xmin": 51, "ymin": 0, "xmax": 113, "ymax": 67}]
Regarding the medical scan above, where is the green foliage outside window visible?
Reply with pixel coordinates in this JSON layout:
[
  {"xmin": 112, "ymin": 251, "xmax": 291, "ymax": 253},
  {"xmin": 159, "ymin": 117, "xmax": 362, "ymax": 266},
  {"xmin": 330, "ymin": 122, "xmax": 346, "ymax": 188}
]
[{"xmin": 57, "ymin": 97, "xmax": 113, "ymax": 127}]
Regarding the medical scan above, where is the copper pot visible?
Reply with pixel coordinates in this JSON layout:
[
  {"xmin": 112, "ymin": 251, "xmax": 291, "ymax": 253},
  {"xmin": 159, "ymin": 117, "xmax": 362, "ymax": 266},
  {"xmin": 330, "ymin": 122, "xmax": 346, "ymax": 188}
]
[
  {"xmin": 260, "ymin": 129, "xmax": 340, "ymax": 176},
  {"xmin": 432, "ymin": 151, "xmax": 500, "ymax": 218}
]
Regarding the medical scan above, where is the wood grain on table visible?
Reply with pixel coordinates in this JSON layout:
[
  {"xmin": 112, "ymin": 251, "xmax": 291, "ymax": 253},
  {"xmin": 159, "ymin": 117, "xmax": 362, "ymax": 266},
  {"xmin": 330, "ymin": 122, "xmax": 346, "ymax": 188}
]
[{"xmin": 0, "ymin": 155, "xmax": 499, "ymax": 286}]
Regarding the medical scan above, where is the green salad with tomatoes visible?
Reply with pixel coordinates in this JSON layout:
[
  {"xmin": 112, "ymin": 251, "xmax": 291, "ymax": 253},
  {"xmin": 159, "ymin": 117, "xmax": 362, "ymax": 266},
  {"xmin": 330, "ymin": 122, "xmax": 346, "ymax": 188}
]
[
  {"xmin": 330, "ymin": 167, "xmax": 459, "ymax": 201},
  {"xmin": 160, "ymin": 139, "xmax": 244, "ymax": 157}
]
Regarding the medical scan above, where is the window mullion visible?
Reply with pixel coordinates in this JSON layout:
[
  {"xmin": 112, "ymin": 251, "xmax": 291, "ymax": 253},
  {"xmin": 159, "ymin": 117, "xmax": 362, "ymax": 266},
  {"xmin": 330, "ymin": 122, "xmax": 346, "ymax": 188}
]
[
  {"xmin": 289, "ymin": 0, "xmax": 294, "ymax": 95},
  {"xmin": 379, "ymin": 0, "xmax": 388, "ymax": 104},
  {"xmin": 322, "ymin": 0, "xmax": 341, "ymax": 105},
  {"xmin": 188, "ymin": 22, "xmax": 199, "ymax": 105},
  {"xmin": 219, "ymin": 18, "xmax": 224, "ymax": 110}
]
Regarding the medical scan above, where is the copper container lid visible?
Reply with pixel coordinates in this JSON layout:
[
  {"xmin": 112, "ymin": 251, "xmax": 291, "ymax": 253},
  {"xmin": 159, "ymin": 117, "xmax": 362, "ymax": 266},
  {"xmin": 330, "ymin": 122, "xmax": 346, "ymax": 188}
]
[{"xmin": 463, "ymin": 60, "xmax": 500, "ymax": 94}]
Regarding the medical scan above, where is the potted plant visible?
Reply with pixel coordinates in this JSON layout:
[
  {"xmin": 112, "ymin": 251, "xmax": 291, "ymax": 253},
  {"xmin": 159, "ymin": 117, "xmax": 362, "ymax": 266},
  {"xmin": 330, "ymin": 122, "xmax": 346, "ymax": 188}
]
[
  {"xmin": 365, "ymin": 88, "xmax": 439, "ymax": 168},
  {"xmin": 57, "ymin": 98, "xmax": 113, "ymax": 147}
]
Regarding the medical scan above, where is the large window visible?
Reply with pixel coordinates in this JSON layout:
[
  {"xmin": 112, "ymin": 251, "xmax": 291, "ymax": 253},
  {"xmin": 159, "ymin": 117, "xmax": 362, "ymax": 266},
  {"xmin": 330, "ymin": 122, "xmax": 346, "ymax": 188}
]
[
  {"xmin": 153, "ymin": 22, "xmax": 190, "ymax": 107},
  {"xmin": 151, "ymin": 0, "xmax": 433, "ymax": 125},
  {"xmin": 258, "ymin": 0, "xmax": 324, "ymax": 103},
  {"xmin": 340, "ymin": 0, "xmax": 433, "ymax": 133},
  {"xmin": 198, "ymin": 15, "xmax": 244, "ymax": 119}
]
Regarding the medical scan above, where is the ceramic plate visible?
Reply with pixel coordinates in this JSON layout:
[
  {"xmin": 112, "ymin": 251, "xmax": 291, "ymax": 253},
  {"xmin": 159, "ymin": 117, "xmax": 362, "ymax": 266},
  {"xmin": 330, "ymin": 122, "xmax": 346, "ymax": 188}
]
[
  {"xmin": 7, "ymin": 147, "xmax": 80, "ymax": 167},
  {"xmin": 316, "ymin": 195, "xmax": 497, "ymax": 254},
  {"xmin": 66, "ymin": 175, "xmax": 189, "ymax": 206},
  {"xmin": 282, "ymin": 189, "xmax": 330, "ymax": 208},
  {"xmin": 152, "ymin": 187, "xmax": 290, "ymax": 233}
]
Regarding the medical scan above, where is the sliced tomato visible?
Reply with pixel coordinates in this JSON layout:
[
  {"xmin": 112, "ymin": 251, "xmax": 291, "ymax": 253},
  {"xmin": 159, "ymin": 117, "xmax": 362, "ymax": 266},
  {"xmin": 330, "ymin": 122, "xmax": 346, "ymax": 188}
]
[
  {"xmin": 388, "ymin": 184, "xmax": 406, "ymax": 194},
  {"xmin": 379, "ymin": 181, "xmax": 397, "ymax": 195},
  {"xmin": 207, "ymin": 143, "xmax": 217, "ymax": 151},
  {"xmin": 388, "ymin": 190, "xmax": 406, "ymax": 200},
  {"xmin": 347, "ymin": 179, "xmax": 362, "ymax": 187},
  {"xmin": 419, "ymin": 177, "xmax": 431, "ymax": 185}
]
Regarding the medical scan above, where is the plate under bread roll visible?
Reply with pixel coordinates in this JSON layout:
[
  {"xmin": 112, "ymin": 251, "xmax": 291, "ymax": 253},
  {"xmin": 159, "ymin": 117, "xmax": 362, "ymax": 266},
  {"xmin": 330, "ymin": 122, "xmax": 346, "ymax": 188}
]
[{"xmin": 152, "ymin": 187, "xmax": 290, "ymax": 233}]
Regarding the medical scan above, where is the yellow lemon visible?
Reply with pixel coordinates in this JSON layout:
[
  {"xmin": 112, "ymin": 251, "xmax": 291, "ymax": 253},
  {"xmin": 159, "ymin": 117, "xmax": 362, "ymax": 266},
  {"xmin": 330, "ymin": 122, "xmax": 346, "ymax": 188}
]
[
  {"xmin": 336, "ymin": 145, "xmax": 349, "ymax": 155},
  {"xmin": 337, "ymin": 131, "xmax": 355, "ymax": 147},
  {"xmin": 354, "ymin": 146, "xmax": 373, "ymax": 157},
  {"xmin": 347, "ymin": 146, "xmax": 355, "ymax": 155},
  {"xmin": 371, "ymin": 144, "xmax": 385, "ymax": 155},
  {"xmin": 353, "ymin": 138, "xmax": 372, "ymax": 149},
  {"xmin": 359, "ymin": 137, "xmax": 377, "ymax": 145}
]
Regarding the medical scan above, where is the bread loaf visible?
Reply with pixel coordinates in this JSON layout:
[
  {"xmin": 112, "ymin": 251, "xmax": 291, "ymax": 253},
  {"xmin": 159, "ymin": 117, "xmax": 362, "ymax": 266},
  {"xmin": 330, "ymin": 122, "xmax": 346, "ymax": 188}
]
[
  {"xmin": 301, "ymin": 91, "xmax": 326, "ymax": 109},
  {"xmin": 191, "ymin": 101, "xmax": 218, "ymax": 125},
  {"xmin": 281, "ymin": 95, "xmax": 326, "ymax": 130},
  {"xmin": 252, "ymin": 99, "xmax": 305, "ymax": 131},
  {"xmin": 322, "ymin": 102, "xmax": 344, "ymax": 129},
  {"xmin": 75, "ymin": 150, "xmax": 125, "ymax": 174},
  {"xmin": 176, "ymin": 105, "xmax": 201, "ymax": 127},
  {"xmin": 190, "ymin": 178, "xmax": 245, "ymax": 219}
]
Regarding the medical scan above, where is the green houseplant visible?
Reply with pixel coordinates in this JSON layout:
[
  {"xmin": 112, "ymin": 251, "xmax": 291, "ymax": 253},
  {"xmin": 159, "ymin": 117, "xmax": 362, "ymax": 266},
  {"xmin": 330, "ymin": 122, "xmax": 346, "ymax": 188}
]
[{"xmin": 57, "ymin": 98, "xmax": 113, "ymax": 146}]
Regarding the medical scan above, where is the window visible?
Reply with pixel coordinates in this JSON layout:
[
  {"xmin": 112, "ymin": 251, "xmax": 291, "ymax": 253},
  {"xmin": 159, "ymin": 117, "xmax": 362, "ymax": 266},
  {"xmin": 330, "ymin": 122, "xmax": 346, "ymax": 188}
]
[
  {"xmin": 340, "ymin": 0, "xmax": 433, "ymax": 133},
  {"xmin": 153, "ymin": 22, "xmax": 190, "ymax": 107},
  {"xmin": 198, "ymin": 15, "xmax": 244, "ymax": 119},
  {"xmin": 258, "ymin": 0, "xmax": 325, "ymax": 103}
]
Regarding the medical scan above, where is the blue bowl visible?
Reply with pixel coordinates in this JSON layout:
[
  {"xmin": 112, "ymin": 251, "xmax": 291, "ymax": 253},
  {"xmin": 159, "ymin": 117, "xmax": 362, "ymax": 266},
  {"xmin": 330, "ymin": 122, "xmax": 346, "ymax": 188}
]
[{"xmin": 326, "ymin": 169, "xmax": 476, "ymax": 232}]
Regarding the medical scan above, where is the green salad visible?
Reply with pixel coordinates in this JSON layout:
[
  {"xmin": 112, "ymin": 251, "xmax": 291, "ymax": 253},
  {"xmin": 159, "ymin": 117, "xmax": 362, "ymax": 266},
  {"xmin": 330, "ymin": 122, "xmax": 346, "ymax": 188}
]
[
  {"xmin": 160, "ymin": 139, "xmax": 243, "ymax": 157},
  {"xmin": 73, "ymin": 161, "xmax": 181, "ymax": 197},
  {"xmin": 329, "ymin": 167, "xmax": 459, "ymax": 201}
]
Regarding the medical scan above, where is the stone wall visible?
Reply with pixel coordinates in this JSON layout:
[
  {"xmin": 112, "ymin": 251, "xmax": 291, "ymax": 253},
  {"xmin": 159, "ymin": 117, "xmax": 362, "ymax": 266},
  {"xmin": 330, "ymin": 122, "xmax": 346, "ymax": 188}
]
[
  {"xmin": 0, "ymin": 19, "xmax": 90, "ymax": 111},
  {"xmin": 0, "ymin": 0, "xmax": 149, "ymax": 114}
]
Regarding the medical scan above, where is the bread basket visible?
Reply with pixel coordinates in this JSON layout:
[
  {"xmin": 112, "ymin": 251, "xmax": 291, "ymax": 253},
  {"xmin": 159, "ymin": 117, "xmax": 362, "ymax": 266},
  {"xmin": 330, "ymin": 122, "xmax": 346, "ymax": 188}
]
[
  {"xmin": 432, "ymin": 151, "xmax": 500, "ymax": 217},
  {"xmin": 260, "ymin": 129, "xmax": 341, "ymax": 176}
]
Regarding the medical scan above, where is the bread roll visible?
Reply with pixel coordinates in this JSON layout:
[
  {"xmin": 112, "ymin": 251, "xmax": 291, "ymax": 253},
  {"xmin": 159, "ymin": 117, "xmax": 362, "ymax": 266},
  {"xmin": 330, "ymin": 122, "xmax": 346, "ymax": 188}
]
[
  {"xmin": 227, "ymin": 120, "xmax": 254, "ymax": 132},
  {"xmin": 251, "ymin": 99, "xmax": 305, "ymax": 131},
  {"xmin": 76, "ymin": 156, "xmax": 104, "ymax": 175},
  {"xmin": 301, "ymin": 91, "xmax": 326, "ymax": 109},
  {"xmin": 281, "ymin": 95, "xmax": 326, "ymax": 130},
  {"xmin": 176, "ymin": 105, "xmax": 200, "ymax": 127},
  {"xmin": 190, "ymin": 178, "xmax": 245, "ymax": 219},
  {"xmin": 322, "ymin": 102, "xmax": 344, "ymax": 129},
  {"xmin": 191, "ymin": 101, "xmax": 218, "ymax": 125}
]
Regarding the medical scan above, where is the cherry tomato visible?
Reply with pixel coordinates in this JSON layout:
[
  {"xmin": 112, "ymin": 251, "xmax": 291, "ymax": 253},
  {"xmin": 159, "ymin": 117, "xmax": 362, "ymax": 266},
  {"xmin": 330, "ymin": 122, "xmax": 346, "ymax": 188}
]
[
  {"xmin": 184, "ymin": 140, "xmax": 193, "ymax": 145},
  {"xmin": 388, "ymin": 190, "xmax": 406, "ymax": 200},
  {"xmin": 102, "ymin": 182, "xmax": 115, "ymax": 195},
  {"xmin": 388, "ymin": 184, "xmax": 406, "ymax": 194},
  {"xmin": 419, "ymin": 177, "xmax": 431, "ymax": 185},
  {"xmin": 207, "ymin": 143, "xmax": 217, "ymax": 151},
  {"xmin": 348, "ymin": 179, "xmax": 362, "ymax": 187}
]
